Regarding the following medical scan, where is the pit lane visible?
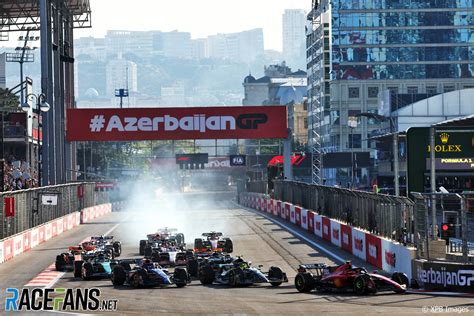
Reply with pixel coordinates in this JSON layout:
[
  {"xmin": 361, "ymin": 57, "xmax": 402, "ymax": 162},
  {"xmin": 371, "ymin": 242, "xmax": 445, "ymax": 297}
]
[{"xmin": 1, "ymin": 192, "xmax": 473, "ymax": 315}]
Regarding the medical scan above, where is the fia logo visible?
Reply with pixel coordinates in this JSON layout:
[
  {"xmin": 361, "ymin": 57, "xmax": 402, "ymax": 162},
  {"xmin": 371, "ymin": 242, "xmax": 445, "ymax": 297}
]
[{"xmin": 230, "ymin": 155, "xmax": 246, "ymax": 166}]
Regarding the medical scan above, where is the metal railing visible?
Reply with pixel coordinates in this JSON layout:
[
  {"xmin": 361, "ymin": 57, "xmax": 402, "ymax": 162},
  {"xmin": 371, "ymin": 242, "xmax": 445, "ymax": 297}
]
[
  {"xmin": 411, "ymin": 192, "xmax": 474, "ymax": 263},
  {"xmin": 270, "ymin": 180, "xmax": 415, "ymax": 245},
  {"xmin": 0, "ymin": 182, "xmax": 109, "ymax": 239}
]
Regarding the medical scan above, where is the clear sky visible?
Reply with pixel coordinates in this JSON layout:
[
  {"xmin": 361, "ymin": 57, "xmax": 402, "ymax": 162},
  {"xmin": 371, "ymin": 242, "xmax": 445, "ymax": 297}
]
[{"xmin": 73, "ymin": 0, "xmax": 309, "ymax": 51}]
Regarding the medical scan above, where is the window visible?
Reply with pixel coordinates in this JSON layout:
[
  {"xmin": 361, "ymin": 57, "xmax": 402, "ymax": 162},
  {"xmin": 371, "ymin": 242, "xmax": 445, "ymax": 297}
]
[
  {"xmin": 426, "ymin": 86, "xmax": 437, "ymax": 94},
  {"xmin": 348, "ymin": 87, "xmax": 360, "ymax": 98},
  {"xmin": 368, "ymin": 87, "xmax": 379, "ymax": 98},
  {"xmin": 407, "ymin": 86, "xmax": 418, "ymax": 94},
  {"xmin": 349, "ymin": 134, "xmax": 362, "ymax": 149},
  {"xmin": 387, "ymin": 86, "xmax": 399, "ymax": 94},
  {"xmin": 444, "ymin": 85, "xmax": 455, "ymax": 93},
  {"xmin": 304, "ymin": 118, "xmax": 308, "ymax": 129}
]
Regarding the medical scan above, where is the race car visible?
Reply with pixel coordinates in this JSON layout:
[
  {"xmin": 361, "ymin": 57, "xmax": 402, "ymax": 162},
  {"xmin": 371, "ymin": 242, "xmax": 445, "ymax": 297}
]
[
  {"xmin": 193, "ymin": 232, "xmax": 233, "ymax": 254},
  {"xmin": 145, "ymin": 241, "xmax": 191, "ymax": 267},
  {"xmin": 294, "ymin": 261, "xmax": 409, "ymax": 295},
  {"xmin": 90, "ymin": 236, "xmax": 122, "ymax": 257},
  {"xmin": 55, "ymin": 242, "xmax": 100, "ymax": 272},
  {"xmin": 73, "ymin": 252, "xmax": 118, "ymax": 280},
  {"xmin": 139, "ymin": 228, "xmax": 185, "ymax": 256},
  {"xmin": 111, "ymin": 258, "xmax": 190, "ymax": 288},
  {"xmin": 187, "ymin": 251, "xmax": 234, "ymax": 277},
  {"xmin": 198, "ymin": 256, "xmax": 287, "ymax": 287}
]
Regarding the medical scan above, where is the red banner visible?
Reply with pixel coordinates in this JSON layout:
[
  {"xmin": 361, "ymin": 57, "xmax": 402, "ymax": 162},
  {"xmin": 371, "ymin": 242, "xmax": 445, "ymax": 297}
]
[
  {"xmin": 66, "ymin": 106, "xmax": 287, "ymax": 141},
  {"xmin": 4, "ymin": 197, "xmax": 14, "ymax": 217}
]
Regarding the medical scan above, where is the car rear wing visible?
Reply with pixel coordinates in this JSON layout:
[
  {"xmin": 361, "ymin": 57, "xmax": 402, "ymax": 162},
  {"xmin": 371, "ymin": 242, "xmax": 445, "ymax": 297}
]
[
  {"xmin": 90, "ymin": 236, "xmax": 114, "ymax": 241},
  {"xmin": 202, "ymin": 232, "xmax": 223, "ymax": 237},
  {"xmin": 298, "ymin": 263, "xmax": 327, "ymax": 270}
]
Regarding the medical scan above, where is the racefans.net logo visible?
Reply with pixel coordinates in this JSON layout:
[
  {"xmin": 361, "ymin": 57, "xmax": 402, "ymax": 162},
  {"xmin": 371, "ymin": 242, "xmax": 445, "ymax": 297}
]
[{"xmin": 3, "ymin": 288, "xmax": 118, "ymax": 312}]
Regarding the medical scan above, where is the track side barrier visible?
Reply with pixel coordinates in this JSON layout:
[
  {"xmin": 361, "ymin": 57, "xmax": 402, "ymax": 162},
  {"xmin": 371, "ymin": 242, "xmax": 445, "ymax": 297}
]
[
  {"xmin": 0, "ymin": 203, "xmax": 113, "ymax": 265},
  {"xmin": 240, "ymin": 192, "xmax": 415, "ymax": 280}
]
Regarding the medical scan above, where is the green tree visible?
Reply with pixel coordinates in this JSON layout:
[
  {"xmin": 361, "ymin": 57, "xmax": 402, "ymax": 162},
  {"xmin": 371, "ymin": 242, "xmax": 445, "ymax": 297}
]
[{"xmin": 0, "ymin": 88, "xmax": 19, "ymax": 110}]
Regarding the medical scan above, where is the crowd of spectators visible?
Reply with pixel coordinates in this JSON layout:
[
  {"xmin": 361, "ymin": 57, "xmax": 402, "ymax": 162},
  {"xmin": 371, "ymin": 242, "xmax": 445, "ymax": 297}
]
[{"xmin": 3, "ymin": 156, "xmax": 38, "ymax": 191}]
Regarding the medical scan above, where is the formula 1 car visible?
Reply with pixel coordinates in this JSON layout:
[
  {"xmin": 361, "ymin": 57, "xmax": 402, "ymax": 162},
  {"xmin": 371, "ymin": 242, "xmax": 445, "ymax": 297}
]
[
  {"xmin": 111, "ymin": 258, "xmax": 190, "ymax": 288},
  {"xmin": 139, "ymin": 228, "xmax": 185, "ymax": 255},
  {"xmin": 193, "ymin": 232, "xmax": 233, "ymax": 254},
  {"xmin": 90, "ymin": 236, "xmax": 122, "ymax": 257},
  {"xmin": 198, "ymin": 256, "xmax": 287, "ymax": 287},
  {"xmin": 294, "ymin": 261, "xmax": 409, "ymax": 295},
  {"xmin": 73, "ymin": 252, "xmax": 118, "ymax": 280},
  {"xmin": 187, "ymin": 251, "xmax": 234, "ymax": 277},
  {"xmin": 55, "ymin": 242, "xmax": 100, "ymax": 272}
]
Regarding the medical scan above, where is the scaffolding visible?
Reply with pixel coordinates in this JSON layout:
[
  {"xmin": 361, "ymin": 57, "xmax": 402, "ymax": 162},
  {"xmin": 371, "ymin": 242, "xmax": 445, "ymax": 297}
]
[
  {"xmin": 0, "ymin": 0, "xmax": 91, "ymax": 185},
  {"xmin": 306, "ymin": 0, "xmax": 322, "ymax": 184}
]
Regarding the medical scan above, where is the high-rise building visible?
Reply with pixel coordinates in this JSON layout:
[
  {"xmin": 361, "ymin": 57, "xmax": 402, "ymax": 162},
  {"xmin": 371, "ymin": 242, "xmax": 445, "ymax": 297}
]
[
  {"xmin": 282, "ymin": 9, "xmax": 306, "ymax": 70},
  {"xmin": 306, "ymin": 0, "xmax": 474, "ymax": 185},
  {"xmin": 105, "ymin": 54, "xmax": 138, "ymax": 98},
  {"xmin": 105, "ymin": 30, "xmax": 154, "ymax": 57},
  {"xmin": 153, "ymin": 31, "xmax": 193, "ymax": 59},
  {"xmin": 207, "ymin": 28, "xmax": 264, "ymax": 63}
]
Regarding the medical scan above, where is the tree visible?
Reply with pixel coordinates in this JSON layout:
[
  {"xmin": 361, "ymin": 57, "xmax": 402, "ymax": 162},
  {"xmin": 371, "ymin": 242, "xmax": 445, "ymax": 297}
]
[{"xmin": 0, "ymin": 88, "xmax": 19, "ymax": 111}]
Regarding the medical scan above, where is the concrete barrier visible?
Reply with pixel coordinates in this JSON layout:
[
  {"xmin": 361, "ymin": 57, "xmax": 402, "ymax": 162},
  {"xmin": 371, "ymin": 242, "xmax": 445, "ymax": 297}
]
[
  {"xmin": 240, "ymin": 192, "xmax": 415, "ymax": 280},
  {"xmin": 0, "ymin": 202, "xmax": 113, "ymax": 265}
]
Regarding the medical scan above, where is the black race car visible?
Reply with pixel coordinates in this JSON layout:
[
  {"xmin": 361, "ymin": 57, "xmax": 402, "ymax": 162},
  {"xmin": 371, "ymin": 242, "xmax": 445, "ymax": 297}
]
[
  {"xmin": 198, "ymin": 256, "xmax": 287, "ymax": 287},
  {"xmin": 111, "ymin": 258, "xmax": 190, "ymax": 288},
  {"xmin": 90, "ymin": 236, "xmax": 122, "ymax": 257},
  {"xmin": 187, "ymin": 251, "xmax": 234, "ymax": 277},
  {"xmin": 193, "ymin": 232, "xmax": 233, "ymax": 254}
]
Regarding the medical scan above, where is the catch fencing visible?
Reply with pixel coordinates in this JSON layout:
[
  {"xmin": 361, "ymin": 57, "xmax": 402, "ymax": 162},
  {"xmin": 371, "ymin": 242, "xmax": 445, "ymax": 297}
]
[
  {"xmin": 266, "ymin": 180, "xmax": 415, "ymax": 245},
  {"xmin": 412, "ymin": 192, "xmax": 474, "ymax": 263},
  {"xmin": 0, "ymin": 183, "xmax": 108, "ymax": 239}
]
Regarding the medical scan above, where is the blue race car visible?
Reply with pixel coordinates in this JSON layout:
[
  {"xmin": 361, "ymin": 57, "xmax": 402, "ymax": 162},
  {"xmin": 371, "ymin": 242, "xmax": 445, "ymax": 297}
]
[
  {"xmin": 74, "ymin": 252, "xmax": 117, "ymax": 280},
  {"xmin": 111, "ymin": 258, "xmax": 190, "ymax": 288}
]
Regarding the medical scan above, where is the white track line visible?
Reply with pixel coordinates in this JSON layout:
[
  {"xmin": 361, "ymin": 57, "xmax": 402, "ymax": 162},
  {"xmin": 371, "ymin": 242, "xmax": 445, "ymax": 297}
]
[
  {"xmin": 24, "ymin": 214, "xmax": 131, "ymax": 288},
  {"xmin": 232, "ymin": 201, "xmax": 346, "ymax": 264}
]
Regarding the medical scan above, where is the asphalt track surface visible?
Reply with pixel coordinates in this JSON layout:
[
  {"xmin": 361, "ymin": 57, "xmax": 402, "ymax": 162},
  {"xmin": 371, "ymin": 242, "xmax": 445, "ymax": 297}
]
[{"xmin": 1, "ymin": 192, "xmax": 474, "ymax": 315}]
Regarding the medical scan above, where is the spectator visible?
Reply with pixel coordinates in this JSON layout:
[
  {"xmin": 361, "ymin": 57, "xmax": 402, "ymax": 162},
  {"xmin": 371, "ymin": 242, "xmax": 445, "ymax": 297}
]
[{"xmin": 3, "ymin": 157, "xmax": 38, "ymax": 191}]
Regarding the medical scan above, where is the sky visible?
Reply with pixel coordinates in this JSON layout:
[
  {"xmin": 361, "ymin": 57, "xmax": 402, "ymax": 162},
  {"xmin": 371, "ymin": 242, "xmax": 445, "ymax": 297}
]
[{"xmin": 73, "ymin": 0, "xmax": 309, "ymax": 51}]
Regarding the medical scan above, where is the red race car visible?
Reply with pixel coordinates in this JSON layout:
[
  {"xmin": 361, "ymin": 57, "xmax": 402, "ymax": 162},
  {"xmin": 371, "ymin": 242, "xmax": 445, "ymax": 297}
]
[{"xmin": 294, "ymin": 261, "xmax": 408, "ymax": 295}]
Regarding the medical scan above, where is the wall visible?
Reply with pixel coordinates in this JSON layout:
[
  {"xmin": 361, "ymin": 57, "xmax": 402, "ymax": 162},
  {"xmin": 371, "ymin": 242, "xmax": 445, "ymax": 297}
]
[{"xmin": 240, "ymin": 192, "xmax": 416, "ymax": 279}]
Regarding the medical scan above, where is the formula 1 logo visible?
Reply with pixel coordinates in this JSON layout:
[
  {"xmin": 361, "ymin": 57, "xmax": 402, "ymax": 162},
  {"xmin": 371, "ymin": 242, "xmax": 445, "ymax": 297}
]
[
  {"xmin": 354, "ymin": 238, "xmax": 364, "ymax": 252},
  {"xmin": 368, "ymin": 244, "xmax": 378, "ymax": 259},
  {"xmin": 385, "ymin": 250, "xmax": 396, "ymax": 267},
  {"xmin": 332, "ymin": 229, "xmax": 339, "ymax": 240}
]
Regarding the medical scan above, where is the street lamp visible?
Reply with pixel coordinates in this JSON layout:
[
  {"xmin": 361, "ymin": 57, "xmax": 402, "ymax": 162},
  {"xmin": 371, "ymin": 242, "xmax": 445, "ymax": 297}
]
[
  {"xmin": 348, "ymin": 116, "xmax": 358, "ymax": 188},
  {"xmin": 21, "ymin": 93, "xmax": 50, "ymax": 187}
]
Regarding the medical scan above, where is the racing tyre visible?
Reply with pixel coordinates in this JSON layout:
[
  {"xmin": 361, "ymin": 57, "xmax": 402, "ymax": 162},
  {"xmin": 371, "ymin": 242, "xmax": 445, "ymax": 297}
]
[
  {"xmin": 295, "ymin": 273, "xmax": 315, "ymax": 293},
  {"xmin": 229, "ymin": 269, "xmax": 243, "ymax": 287},
  {"xmin": 131, "ymin": 270, "xmax": 147, "ymax": 289},
  {"xmin": 173, "ymin": 268, "xmax": 188, "ymax": 288},
  {"xmin": 391, "ymin": 272, "xmax": 409, "ymax": 293},
  {"xmin": 73, "ymin": 260, "xmax": 83, "ymax": 278},
  {"xmin": 139, "ymin": 240, "xmax": 147, "ymax": 255},
  {"xmin": 224, "ymin": 238, "xmax": 233, "ymax": 253},
  {"xmin": 194, "ymin": 239, "xmax": 203, "ymax": 251},
  {"xmin": 199, "ymin": 265, "xmax": 215, "ymax": 285},
  {"xmin": 113, "ymin": 242, "xmax": 122, "ymax": 257},
  {"xmin": 55, "ymin": 255, "xmax": 66, "ymax": 271},
  {"xmin": 82, "ymin": 262, "xmax": 94, "ymax": 280},
  {"xmin": 111, "ymin": 266, "xmax": 126, "ymax": 286},
  {"xmin": 354, "ymin": 275, "xmax": 371, "ymax": 295},
  {"xmin": 187, "ymin": 259, "xmax": 199, "ymax": 277},
  {"xmin": 268, "ymin": 266, "xmax": 284, "ymax": 287},
  {"xmin": 144, "ymin": 246, "xmax": 152, "ymax": 257}
]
